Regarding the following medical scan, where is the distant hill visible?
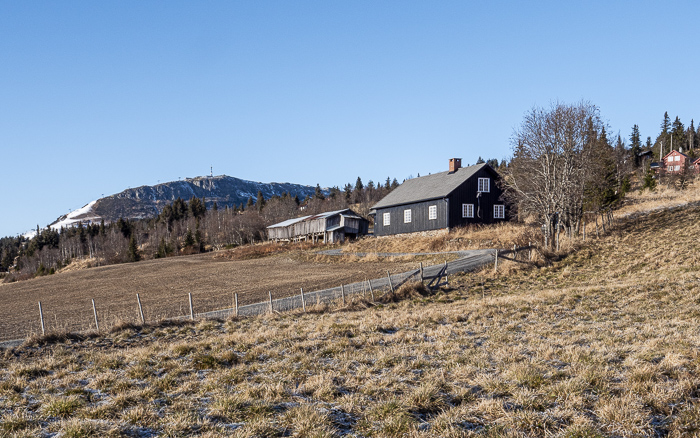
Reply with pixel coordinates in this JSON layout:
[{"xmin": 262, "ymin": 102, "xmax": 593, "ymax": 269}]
[{"xmin": 48, "ymin": 175, "xmax": 325, "ymax": 229}]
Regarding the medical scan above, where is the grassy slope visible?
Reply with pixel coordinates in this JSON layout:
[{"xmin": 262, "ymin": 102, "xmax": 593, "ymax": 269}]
[{"xmin": 1, "ymin": 203, "xmax": 700, "ymax": 437}]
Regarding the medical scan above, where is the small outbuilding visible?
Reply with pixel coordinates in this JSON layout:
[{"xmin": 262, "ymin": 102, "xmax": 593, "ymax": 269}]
[
  {"xmin": 267, "ymin": 209, "xmax": 369, "ymax": 244},
  {"xmin": 370, "ymin": 159, "xmax": 506, "ymax": 236}
]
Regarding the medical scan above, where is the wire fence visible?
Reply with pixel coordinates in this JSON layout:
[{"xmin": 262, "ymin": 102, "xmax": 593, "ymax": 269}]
[{"xmin": 1, "ymin": 248, "xmax": 513, "ymax": 346}]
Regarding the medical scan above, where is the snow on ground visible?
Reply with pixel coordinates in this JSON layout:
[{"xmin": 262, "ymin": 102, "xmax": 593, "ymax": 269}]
[{"xmin": 23, "ymin": 200, "xmax": 100, "ymax": 239}]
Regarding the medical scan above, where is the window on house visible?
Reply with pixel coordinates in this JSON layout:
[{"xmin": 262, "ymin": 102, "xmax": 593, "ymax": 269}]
[
  {"xmin": 675, "ymin": 155, "xmax": 681, "ymax": 162},
  {"xmin": 429, "ymin": 205, "xmax": 437, "ymax": 220},
  {"xmin": 404, "ymin": 209, "xmax": 411, "ymax": 223},
  {"xmin": 494, "ymin": 205, "xmax": 505, "ymax": 219},
  {"xmin": 478, "ymin": 178, "xmax": 490, "ymax": 192},
  {"xmin": 668, "ymin": 165, "xmax": 674, "ymax": 172},
  {"xmin": 383, "ymin": 212, "xmax": 390, "ymax": 226},
  {"xmin": 462, "ymin": 203, "xmax": 474, "ymax": 218},
  {"xmin": 675, "ymin": 165, "xmax": 681, "ymax": 171}
]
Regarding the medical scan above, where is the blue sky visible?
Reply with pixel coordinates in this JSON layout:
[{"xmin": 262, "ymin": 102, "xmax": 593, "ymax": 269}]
[{"xmin": 1, "ymin": 1, "xmax": 699, "ymax": 237}]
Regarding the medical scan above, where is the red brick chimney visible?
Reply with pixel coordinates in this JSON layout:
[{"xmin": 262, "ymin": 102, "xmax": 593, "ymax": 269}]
[{"xmin": 449, "ymin": 158, "xmax": 462, "ymax": 173}]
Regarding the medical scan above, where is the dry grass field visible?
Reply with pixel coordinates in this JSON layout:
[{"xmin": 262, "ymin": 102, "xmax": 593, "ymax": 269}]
[
  {"xmin": 0, "ymin": 248, "xmax": 427, "ymax": 342},
  {"xmin": 2, "ymin": 188, "xmax": 700, "ymax": 437}
]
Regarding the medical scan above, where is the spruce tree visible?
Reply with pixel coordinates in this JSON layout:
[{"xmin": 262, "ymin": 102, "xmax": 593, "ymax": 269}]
[
  {"xmin": 128, "ymin": 235, "xmax": 140, "ymax": 262},
  {"xmin": 184, "ymin": 229, "xmax": 195, "ymax": 248},
  {"xmin": 255, "ymin": 191, "xmax": 265, "ymax": 211},
  {"xmin": 630, "ymin": 124, "xmax": 642, "ymax": 167},
  {"xmin": 672, "ymin": 116, "xmax": 686, "ymax": 151},
  {"xmin": 688, "ymin": 119, "xmax": 695, "ymax": 151},
  {"xmin": 195, "ymin": 229, "xmax": 205, "ymax": 252},
  {"xmin": 661, "ymin": 112, "xmax": 671, "ymax": 134}
]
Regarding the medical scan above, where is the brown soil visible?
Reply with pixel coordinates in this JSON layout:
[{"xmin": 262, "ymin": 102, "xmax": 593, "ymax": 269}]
[{"xmin": 0, "ymin": 251, "xmax": 418, "ymax": 341}]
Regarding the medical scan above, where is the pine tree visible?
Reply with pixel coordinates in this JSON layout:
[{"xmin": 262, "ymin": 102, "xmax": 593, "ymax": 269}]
[
  {"xmin": 476, "ymin": 156, "xmax": 485, "ymax": 164},
  {"xmin": 246, "ymin": 196, "xmax": 254, "ymax": 209}
]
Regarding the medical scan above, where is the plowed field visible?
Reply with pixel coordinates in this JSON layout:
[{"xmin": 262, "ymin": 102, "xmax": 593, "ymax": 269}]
[{"xmin": 0, "ymin": 252, "xmax": 419, "ymax": 341}]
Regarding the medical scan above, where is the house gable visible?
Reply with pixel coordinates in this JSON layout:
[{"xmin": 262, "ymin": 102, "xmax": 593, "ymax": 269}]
[{"xmin": 372, "ymin": 161, "xmax": 505, "ymax": 236}]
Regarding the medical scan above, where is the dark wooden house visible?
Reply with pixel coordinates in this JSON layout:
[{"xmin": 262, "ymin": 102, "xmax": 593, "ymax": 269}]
[
  {"xmin": 370, "ymin": 159, "xmax": 506, "ymax": 236},
  {"xmin": 267, "ymin": 208, "xmax": 369, "ymax": 243}
]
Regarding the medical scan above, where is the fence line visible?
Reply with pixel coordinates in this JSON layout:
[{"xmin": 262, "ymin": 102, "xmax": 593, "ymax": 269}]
[{"xmin": 1, "ymin": 249, "xmax": 503, "ymax": 345}]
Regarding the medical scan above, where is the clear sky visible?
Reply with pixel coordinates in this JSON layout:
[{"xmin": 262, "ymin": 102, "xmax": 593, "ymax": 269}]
[{"xmin": 1, "ymin": 1, "xmax": 698, "ymax": 237}]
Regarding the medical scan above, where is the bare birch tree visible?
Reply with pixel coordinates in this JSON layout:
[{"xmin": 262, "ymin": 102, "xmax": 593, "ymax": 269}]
[{"xmin": 503, "ymin": 101, "xmax": 605, "ymax": 249}]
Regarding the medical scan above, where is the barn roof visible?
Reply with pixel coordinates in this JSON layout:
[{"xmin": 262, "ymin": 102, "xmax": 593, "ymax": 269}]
[
  {"xmin": 266, "ymin": 209, "xmax": 364, "ymax": 229},
  {"xmin": 371, "ymin": 163, "xmax": 491, "ymax": 210}
]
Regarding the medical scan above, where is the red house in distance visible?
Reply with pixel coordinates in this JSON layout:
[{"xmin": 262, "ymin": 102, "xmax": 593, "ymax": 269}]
[{"xmin": 660, "ymin": 150, "xmax": 700, "ymax": 174}]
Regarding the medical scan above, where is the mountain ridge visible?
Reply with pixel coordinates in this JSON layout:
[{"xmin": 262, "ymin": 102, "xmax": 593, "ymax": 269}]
[{"xmin": 46, "ymin": 175, "xmax": 326, "ymax": 231}]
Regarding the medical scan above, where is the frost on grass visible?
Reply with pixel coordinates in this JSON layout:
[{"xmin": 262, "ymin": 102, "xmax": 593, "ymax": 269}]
[{"xmin": 1, "ymin": 206, "xmax": 700, "ymax": 436}]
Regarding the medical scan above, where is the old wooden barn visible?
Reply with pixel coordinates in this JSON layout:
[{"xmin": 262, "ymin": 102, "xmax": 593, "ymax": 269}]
[
  {"xmin": 267, "ymin": 209, "xmax": 369, "ymax": 243},
  {"xmin": 371, "ymin": 159, "xmax": 506, "ymax": 236}
]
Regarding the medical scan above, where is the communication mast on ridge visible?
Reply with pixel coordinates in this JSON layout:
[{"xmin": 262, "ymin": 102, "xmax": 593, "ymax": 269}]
[{"xmin": 210, "ymin": 166, "xmax": 213, "ymax": 178}]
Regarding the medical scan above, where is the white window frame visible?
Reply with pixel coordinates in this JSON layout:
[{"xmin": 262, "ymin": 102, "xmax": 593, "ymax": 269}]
[
  {"xmin": 675, "ymin": 165, "xmax": 681, "ymax": 171},
  {"xmin": 428, "ymin": 205, "xmax": 437, "ymax": 220},
  {"xmin": 403, "ymin": 209, "xmax": 411, "ymax": 223},
  {"xmin": 674, "ymin": 155, "xmax": 680, "ymax": 162},
  {"xmin": 477, "ymin": 177, "xmax": 490, "ymax": 193},
  {"xmin": 462, "ymin": 203, "xmax": 474, "ymax": 218},
  {"xmin": 383, "ymin": 212, "xmax": 390, "ymax": 226},
  {"xmin": 494, "ymin": 205, "xmax": 505, "ymax": 219},
  {"xmin": 667, "ymin": 165, "xmax": 674, "ymax": 172}
]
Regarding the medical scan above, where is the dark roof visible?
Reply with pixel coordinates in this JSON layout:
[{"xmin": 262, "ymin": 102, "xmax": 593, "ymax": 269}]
[{"xmin": 371, "ymin": 163, "xmax": 491, "ymax": 210}]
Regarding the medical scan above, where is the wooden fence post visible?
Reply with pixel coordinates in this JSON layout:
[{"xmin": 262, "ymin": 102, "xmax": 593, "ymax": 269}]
[
  {"xmin": 268, "ymin": 291, "xmax": 273, "ymax": 313},
  {"xmin": 387, "ymin": 271, "xmax": 394, "ymax": 293},
  {"xmin": 38, "ymin": 301, "xmax": 45, "ymax": 336},
  {"xmin": 188, "ymin": 293, "xmax": 194, "ymax": 320},
  {"xmin": 341, "ymin": 284, "xmax": 346, "ymax": 305},
  {"xmin": 494, "ymin": 250, "xmax": 498, "ymax": 272},
  {"xmin": 513, "ymin": 244, "xmax": 517, "ymax": 260},
  {"xmin": 92, "ymin": 299, "xmax": 99, "ymax": 331},
  {"xmin": 369, "ymin": 279, "xmax": 375, "ymax": 301},
  {"xmin": 137, "ymin": 294, "xmax": 145, "ymax": 324},
  {"xmin": 234, "ymin": 293, "xmax": 239, "ymax": 318},
  {"xmin": 419, "ymin": 262, "xmax": 424, "ymax": 282},
  {"xmin": 300, "ymin": 288, "xmax": 306, "ymax": 312},
  {"xmin": 444, "ymin": 260, "xmax": 448, "ymax": 286},
  {"xmin": 528, "ymin": 242, "xmax": 532, "ymax": 261}
]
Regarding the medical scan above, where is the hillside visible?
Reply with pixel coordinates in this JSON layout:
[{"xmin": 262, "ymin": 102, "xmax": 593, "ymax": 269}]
[
  {"xmin": 49, "ymin": 175, "xmax": 325, "ymax": 228},
  {"xmin": 2, "ymin": 202, "xmax": 700, "ymax": 436}
]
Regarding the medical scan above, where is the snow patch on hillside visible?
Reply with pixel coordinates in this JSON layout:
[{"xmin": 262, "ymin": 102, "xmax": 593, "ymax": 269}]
[{"xmin": 23, "ymin": 201, "xmax": 100, "ymax": 239}]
